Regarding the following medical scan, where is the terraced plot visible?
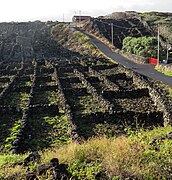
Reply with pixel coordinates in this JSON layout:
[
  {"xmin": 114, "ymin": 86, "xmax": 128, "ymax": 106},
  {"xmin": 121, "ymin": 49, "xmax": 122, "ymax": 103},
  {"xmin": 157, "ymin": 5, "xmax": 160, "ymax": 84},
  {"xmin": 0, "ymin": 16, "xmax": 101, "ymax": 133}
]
[
  {"xmin": 53, "ymin": 57, "xmax": 164, "ymax": 138},
  {"xmin": 0, "ymin": 57, "xmax": 166, "ymax": 153},
  {"xmin": 0, "ymin": 60, "xmax": 75, "ymax": 153},
  {"xmin": 0, "ymin": 22, "xmax": 168, "ymax": 155},
  {"xmin": 85, "ymin": 17, "xmax": 152, "ymax": 49}
]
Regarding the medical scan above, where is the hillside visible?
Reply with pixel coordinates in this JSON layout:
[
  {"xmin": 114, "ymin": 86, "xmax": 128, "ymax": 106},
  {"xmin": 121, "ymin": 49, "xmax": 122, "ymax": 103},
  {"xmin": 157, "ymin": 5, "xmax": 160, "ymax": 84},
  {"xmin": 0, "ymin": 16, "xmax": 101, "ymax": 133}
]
[
  {"xmin": 82, "ymin": 11, "xmax": 172, "ymax": 62},
  {"xmin": 102, "ymin": 11, "xmax": 172, "ymax": 42},
  {"xmin": 83, "ymin": 15, "xmax": 152, "ymax": 49},
  {"xmin": 0, "ymin": 21, "xmax": 171, "ymax": 179}
]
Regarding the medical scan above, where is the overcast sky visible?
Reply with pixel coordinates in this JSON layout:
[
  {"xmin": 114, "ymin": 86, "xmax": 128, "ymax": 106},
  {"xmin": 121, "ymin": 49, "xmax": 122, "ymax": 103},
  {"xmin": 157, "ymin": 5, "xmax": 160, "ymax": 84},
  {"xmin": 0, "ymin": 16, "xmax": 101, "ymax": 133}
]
[{"xmin": 0, "ymin": 0, "xmax": 172, "ymax": 22}]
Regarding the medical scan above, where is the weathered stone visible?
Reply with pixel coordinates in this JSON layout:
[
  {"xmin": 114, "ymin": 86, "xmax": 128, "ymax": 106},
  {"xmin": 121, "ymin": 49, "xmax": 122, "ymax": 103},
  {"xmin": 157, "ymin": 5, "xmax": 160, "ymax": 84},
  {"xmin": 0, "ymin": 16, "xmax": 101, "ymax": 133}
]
[
  {"xmin": 37, "ymin": 164, "xmax": 50, "ymax": 175},
  {"xmin": 24, "ymin": 151, "xmax": 41, "ymax": 166}
]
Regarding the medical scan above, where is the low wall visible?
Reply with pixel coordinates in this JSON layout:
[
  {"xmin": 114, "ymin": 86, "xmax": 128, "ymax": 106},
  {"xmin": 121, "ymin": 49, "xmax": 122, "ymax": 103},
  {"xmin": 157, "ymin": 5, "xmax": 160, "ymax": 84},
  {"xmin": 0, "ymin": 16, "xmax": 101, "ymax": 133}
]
[
  {"xmin": 156, "ymin": 64, "xmax": 172, "ymax": 72},
  {"xmin": 118, "ymin": 64, "xmax": 172, "ymax": 125},
  {"xmin": 85, "ymin": 30, "xmax": 148, "ymax": 64},
  {"xmin": 117, "ymin": 49, "xmax": 148, "ymax": 64}
]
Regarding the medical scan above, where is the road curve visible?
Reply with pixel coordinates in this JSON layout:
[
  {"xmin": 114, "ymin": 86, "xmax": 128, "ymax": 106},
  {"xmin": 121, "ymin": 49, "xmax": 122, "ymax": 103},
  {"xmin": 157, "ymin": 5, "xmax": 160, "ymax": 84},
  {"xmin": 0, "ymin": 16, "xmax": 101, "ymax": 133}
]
[{"xmin": 86, "ymin": 33, "xmax": 172, "ymax": 87}]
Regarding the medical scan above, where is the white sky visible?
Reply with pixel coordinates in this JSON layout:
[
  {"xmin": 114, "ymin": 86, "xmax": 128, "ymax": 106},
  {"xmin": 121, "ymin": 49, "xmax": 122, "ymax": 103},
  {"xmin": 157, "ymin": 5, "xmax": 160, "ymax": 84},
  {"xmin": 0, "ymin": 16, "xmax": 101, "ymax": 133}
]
[{"xmin": 0, "ymin": 0, "xmax": 172, "ymax": 22}]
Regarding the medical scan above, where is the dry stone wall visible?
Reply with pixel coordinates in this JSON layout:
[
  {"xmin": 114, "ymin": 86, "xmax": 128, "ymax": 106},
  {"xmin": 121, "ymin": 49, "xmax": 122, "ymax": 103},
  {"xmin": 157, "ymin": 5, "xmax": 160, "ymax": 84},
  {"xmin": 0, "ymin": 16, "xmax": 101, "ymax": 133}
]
[{"xmin": 0, "ymin": 22, "xmax": 171, "ymax": 155}]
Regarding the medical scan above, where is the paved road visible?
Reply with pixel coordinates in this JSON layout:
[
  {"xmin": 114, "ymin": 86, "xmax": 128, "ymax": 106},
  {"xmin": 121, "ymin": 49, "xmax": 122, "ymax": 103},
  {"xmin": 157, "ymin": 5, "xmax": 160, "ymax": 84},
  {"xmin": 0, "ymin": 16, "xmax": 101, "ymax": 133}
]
[{"xmin": 86, "ymin": 33, "xmax": 172, "ymax": 87}]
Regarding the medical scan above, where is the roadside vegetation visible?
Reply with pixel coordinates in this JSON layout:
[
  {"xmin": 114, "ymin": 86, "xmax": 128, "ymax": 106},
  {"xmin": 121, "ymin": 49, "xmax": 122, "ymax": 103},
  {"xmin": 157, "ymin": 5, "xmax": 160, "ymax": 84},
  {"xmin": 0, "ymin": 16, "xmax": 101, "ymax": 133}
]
[
  {"xmin": 155, "ymin": 65, "xmax": 172, "ymax": 76},
  {"xmin": 169, "ymin": 88, "xmax": 172, "ymax": 97},
  {"xmin": 122, "ymin": 36, "xmax": 158, "ymax": 57},
  {"xmin": 51, "ymin": 24, "xmax": 104, "ymax": 58},
  {"xmin": 0, "ymin": 126, "xmax": 172, "ymax": 179}
]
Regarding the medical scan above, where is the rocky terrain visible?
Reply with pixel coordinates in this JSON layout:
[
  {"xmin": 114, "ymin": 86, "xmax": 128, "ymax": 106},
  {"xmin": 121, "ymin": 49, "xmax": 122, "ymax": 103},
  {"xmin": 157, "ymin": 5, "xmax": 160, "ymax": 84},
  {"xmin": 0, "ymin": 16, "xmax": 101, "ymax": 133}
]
[
  {"xmin": 82, "ymin": 11, "xmax": 172, "ymax": 63},
  {"xmin": 82, "ymin": 12, "xmax": 153, "ymax": 49},
  {"xmin": 0, "ymin": 21, "xmax": 171, "ymax": 153},
  {"xmin": 0, "ymin": 21, "xmax": 171, "ymax": 179}
]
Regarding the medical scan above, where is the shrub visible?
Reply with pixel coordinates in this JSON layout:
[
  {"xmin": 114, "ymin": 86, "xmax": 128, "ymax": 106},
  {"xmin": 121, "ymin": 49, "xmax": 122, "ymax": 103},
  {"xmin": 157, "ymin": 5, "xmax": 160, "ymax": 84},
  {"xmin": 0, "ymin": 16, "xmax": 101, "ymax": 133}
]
[{"xmin": 122, "ymin": 36, "xmax": 158, "ymax": 57}]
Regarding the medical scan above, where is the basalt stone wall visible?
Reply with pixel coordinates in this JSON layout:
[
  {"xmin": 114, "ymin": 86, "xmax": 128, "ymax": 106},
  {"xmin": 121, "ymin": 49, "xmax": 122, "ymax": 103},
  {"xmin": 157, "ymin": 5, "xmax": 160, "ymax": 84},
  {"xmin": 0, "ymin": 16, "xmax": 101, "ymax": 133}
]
[
  {"xmin": 156, "ymin": 64, "xmax": 172, "ymax": 72},
  {"xmin": 0, "ymin": 76, "xmax": 17, "ymax": 100},
  {"xmin": 116, "ymin": 49, "xmax": 148, "ymax": 64},
  {"xmin": 98, "ymin": 33, "xmax": 148, "ymax": 64},
  {"xmin": 84, "ymin": 30, "xmax": 148, "ymax": 64},
  {"xmin": 118, "ymin": 65, "xmax": 172, "ymax": 125},
  {"xmin": 103, "ymin": 88, "xmax": 149, "ymax": 99},
  {"xmin": 82, "ymin": 18, "xmax": 150, "ymax": 64}
]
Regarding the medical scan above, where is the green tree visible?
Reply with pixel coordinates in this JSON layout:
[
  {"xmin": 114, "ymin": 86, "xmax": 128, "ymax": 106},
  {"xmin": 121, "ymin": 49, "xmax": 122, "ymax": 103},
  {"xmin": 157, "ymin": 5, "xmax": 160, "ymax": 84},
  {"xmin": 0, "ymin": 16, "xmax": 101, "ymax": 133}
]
[{"xmin": 122, "ymin": 36, "xmax": 158, "ymax": 57}]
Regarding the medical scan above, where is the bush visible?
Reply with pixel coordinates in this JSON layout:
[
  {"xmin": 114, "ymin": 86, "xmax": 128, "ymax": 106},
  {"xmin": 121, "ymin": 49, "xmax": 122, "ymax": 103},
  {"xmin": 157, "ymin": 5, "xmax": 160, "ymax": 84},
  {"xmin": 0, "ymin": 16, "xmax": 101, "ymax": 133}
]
[{"xmin": 122, "ymin": 36, "xmax": 158, "ymax": 57}]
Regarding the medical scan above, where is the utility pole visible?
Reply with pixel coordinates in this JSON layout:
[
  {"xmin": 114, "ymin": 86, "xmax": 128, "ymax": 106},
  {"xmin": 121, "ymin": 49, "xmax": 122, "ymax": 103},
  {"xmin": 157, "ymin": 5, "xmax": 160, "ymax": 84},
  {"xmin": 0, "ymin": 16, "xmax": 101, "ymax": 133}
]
[
  {"xmin": 79, "ymin": 10, "xmax": 81, "ymax": 28},
  {"xmin": 157, "ymin": 24, "xmax": 160, "ymax": 65},
  {"xmin": 166, "ymin": 42, "xmax": 169, "ymax": 63},
  {"xmin": 111, "ymin": 23, "xmax": 114, "ymax": 46},
  {"xmin": 166, "ymin": 44, "xmax": 172, "ymax": 63},
  {"xmin": 63, "ymin": 13, "xmax": 64, "ymax": 22}
]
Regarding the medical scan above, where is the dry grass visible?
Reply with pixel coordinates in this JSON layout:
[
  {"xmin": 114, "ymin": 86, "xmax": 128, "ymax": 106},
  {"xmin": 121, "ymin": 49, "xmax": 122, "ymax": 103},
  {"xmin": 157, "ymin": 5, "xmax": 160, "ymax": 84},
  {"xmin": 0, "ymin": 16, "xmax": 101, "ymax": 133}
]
[
  {"xmin": 0, "ymin": 165, "xmax": 27, "ymax": 179},
  {"xmin": 0, "ymin": 126, "xmax": 172, "ymax": 179},
  {"xmin": 41, "ymin": 136, "xmax": 145, "ymax": 178},
  {"xmin": 40, "ymin": 126, "xmax": 172, "ymax": 179},
  {"xmin": 41, "ymin": 136, "xmax": 110, "ymax": 163},
  {"xmin": 102, "ymin": 137, "xmax": 144, "ymax": 178}
]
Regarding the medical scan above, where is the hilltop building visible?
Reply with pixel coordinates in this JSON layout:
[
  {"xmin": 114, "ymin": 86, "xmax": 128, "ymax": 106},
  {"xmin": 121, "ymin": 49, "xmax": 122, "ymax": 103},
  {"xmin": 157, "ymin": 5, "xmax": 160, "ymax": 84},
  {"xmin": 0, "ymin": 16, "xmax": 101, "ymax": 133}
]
[{"xmin": 72, "ymin": 16, "xmax": 91, "ymax": 23}]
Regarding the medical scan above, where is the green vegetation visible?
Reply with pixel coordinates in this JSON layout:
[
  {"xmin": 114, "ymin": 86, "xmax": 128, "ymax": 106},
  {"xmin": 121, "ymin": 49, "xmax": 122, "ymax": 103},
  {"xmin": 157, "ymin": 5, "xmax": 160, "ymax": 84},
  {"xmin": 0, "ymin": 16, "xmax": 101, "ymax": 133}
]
[
  {"xmin": 169, "ymin": 88, "xmax": 172, "ymax": 97},
  {"xmin": 0, "ymin": 19, "xmax": 172, "ymax": 179},
  {"xmin": 0, "ymin": 113, "xmax": 22, "ymax": 153},
  {"xmin": 43, "ymin": 115, "xmax": 71, "ymax": 146},
  {"xmin": 155, "ymin": 65, "xmax": 172, "ymax": 76},
  {"xmin": 52, "ymin": 24, "xmax": 104, "ymax": 57},
  {"xmin": 122, "ymin": 36, "xmax": 158, "ymax": 57},
  {"xmin": 22, "ymin": 114, "xmax": 72, "ymax": 151},
  {"xmin": 0, "ymin": 82, "xmax": 9, "ymax": 88},
  {"xmin": 4, "ymin": 119, "xmax": 22, "ymax": 151},
  {"xmin": 3, "ymin": 92, "xmax": 30, "ymax": 110},
  {"xmin": 74, "ymin": 31, "xmax": 90, "ymax": 43},
  {"xmin": 76, "ymin": 95, "xmax": 106, "ymax": 115},
  {"xmin": 0, "ymin": 153, "xmax": 27, "ymax": 168},
  {"xmin": 32, "ymin": 90, "xmax": 59, "ymax": 105},
  {"xmin": 162, "ymin": 71, "xmax": 172, "ymax": 76},
  {"xmin": 137, "ymin": 12, "xmax": 172, "ymax": 47},
  {"xmin": 0, "ymin": 126, "xmax": 172, "ymax": 179},
  {"xmin": 48, "ymin": 90, "xmax": 59, "ymax": 105},
  {"xmin": 138, "ymin": 12, "xmax": 172, "ymax": 25},
  {"xmin": 25, "ymin": 81, "xmax": 32, "ymax": 86}
]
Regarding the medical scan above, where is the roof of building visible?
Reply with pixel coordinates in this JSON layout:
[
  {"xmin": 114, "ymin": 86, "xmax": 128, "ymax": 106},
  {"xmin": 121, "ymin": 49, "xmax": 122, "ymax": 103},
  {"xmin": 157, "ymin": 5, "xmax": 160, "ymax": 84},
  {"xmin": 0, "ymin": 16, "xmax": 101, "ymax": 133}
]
[{"xmin": 73, "ymin": 16, "xmax": 91, "ymax": 18}]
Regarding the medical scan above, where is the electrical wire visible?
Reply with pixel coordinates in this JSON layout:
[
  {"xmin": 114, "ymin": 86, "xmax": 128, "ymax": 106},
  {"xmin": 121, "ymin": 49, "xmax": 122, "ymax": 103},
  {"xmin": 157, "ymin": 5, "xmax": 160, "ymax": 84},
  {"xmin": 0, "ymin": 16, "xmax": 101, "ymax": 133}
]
[{"xmin": 93, "ymin": 18, "xmax": 143, "ymax": 30}]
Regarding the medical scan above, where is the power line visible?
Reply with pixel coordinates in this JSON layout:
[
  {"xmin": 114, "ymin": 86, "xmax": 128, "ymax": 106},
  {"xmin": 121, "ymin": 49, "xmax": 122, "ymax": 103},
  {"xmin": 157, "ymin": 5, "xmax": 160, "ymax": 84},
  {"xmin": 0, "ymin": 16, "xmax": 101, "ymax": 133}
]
[
  {"xmin": 111, "ymin": 23, "xmax": 113, "ymax": 46},
  {"xmin": 157, "ymin": 24, "xmax": 160, "ymax": 64},
  {"xmin": 93, "ymin": 18, "xmax": 141, "ymax": 30}
]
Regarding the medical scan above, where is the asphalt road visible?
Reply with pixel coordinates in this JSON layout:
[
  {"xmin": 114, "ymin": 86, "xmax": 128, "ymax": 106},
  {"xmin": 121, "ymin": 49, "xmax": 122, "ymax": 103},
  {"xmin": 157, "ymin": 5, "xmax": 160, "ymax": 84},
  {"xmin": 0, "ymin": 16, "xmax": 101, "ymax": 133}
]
[{"xmin": 86, "ymin": 33, "xmax": 172, "ymax": 87}]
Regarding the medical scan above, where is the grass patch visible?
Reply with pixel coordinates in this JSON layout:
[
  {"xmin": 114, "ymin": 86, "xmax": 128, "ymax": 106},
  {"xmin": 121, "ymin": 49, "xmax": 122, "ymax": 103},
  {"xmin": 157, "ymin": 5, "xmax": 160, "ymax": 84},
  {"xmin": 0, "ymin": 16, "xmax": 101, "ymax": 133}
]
[
  {"xmin": 43, "ymin": 126, "xmax": 172, "ymax": 179},
  {"xmin": 164, "ymin": 71, "xmax": 172, "ymax": 76},
  {"xmin": 169, "ymin": 88, "xmax": 172, "ymax": 97},
  {"xmin": 155, "ymin": 65, "xmax": 172, "ymax": 76},
  {"xmin": 0, "ymin": 126, "xmax": 172, "ymax": 179},
  {"xmin": 2, "ymin": 92, "xmax": 30, "ymax": 110},
  {"xmin": 74, "ymin": 31, "xmax": 90, "ymax": 43},
  {"xmin": 4, "ymin": 119, "xmax": 22, "ymax": 151},
  {"xmin": 48, "ymin": 90, "xmax": 60, "ymax": 105},
  {"xmin": 21, "ymin": 114, "xmax": 72, "ymax": 152},
  {"xmin": 52, "ymin": 24, "xmax": 105, "ymax": 58},
  {"xmin": 0, "ymin": 154, "xmax": 26, "ymax": 168},
  {"xmin": 0, "ymin": 113, "xmax": 22, "ymax": 153}
]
